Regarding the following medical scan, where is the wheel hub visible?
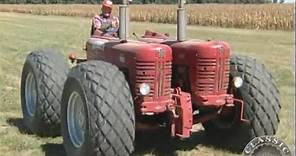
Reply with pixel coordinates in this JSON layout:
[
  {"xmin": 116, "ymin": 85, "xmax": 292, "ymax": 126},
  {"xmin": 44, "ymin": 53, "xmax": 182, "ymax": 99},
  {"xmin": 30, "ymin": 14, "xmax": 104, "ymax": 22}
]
[
  {"xmin": 67, "ymin": 91, "xmax": 86, "ymax": 148},
  {"xmin": 25, "ymin": 72, "xmax": 37, "ymax": 117}
]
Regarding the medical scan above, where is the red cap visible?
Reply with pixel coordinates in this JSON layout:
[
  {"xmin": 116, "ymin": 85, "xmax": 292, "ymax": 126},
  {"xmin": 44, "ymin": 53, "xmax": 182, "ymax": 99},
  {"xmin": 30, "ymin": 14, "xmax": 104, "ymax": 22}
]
[{"xmin": 102, "ymin": 0, "xmax": 113, "ymax": 9}]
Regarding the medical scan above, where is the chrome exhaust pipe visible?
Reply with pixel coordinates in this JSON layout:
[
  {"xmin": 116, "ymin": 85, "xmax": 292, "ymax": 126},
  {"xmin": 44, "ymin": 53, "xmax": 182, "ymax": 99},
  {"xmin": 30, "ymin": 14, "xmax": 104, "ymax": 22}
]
[
  {"xmin": 119, "ymin": 0, "xmax": 129, "ymax": 39},
  {"xmin": 177, "ymin": 0, "xmax": 186, "ymax": 41}
]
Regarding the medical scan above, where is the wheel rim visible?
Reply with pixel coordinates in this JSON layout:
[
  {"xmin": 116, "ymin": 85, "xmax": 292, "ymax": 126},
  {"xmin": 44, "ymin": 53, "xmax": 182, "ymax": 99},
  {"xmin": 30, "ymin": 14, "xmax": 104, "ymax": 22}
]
[
  {"xmin": 67, "ymin": 91, "xmax": 86, "ymax": 148},
  {"xmin": 25, "ymin": 72, "xmax": 37, "ymax": 117}
]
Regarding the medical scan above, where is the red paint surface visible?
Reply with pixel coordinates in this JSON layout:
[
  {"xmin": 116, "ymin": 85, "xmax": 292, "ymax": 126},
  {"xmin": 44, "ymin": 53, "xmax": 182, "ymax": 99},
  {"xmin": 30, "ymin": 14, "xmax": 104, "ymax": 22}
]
[
  {"xmin": 84, "ymin": 35, "xmax": 246, "ymax": 138},
  {"xmin": 140, "ymin": 33, "xmax": 233, "ymax": 108},
  {"xmin": 86, "ymin": 37, "xmax": 173, "ymax": 115},
  {"xmin": 170, "ymin": 88, "xmax": 193, "ymax": 138}
]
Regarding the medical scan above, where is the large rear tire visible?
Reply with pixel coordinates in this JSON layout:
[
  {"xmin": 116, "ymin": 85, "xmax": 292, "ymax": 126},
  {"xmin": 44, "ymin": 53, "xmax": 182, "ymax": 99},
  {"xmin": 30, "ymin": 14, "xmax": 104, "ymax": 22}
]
[
  {"xmin": 61, "ymin": 61, "xmax": 135, "ymax": 156},
  {"xmin": 203, "ymin": 55, "xmax": 281, "ymax": 150},
  {"xmin": 21, "ymin": 48, "xmax": 69, "ymax": 136}
]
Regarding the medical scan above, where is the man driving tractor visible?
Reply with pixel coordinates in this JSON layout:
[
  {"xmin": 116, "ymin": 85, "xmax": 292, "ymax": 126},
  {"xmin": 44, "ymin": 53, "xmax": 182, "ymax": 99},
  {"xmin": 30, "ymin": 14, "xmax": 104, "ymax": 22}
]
[{"xmin": 91, "ymin": 0, "xmax": 119, "ymax": 37}]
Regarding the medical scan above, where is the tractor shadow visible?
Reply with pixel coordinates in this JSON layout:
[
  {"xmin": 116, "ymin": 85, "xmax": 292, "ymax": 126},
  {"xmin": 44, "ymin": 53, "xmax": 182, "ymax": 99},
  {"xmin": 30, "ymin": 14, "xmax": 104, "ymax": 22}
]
[
  {"xmin": 133, "ymin": 125, "xmax": 244, "ymax": 156},
  {"xmin": 7, "ymin": 117, "xmax": 66, "ymax": 156},
  {"xmin": 6, "ymin": 117, "xmax": 30, "ymax": 134},
  {"xmin": 7, "ymin": 117, "xmax": 243, "ymax": 156},
  {"xmin": 41, "ymin": 143, "xmax": 66, "ymax": 156}
]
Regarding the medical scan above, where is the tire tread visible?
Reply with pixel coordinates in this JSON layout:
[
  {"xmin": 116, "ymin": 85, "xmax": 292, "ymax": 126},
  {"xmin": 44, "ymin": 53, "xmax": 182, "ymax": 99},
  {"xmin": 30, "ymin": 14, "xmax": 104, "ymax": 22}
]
[{"xmin": 66, "ymin": 61, "xmax": 135, "ymax": 156}]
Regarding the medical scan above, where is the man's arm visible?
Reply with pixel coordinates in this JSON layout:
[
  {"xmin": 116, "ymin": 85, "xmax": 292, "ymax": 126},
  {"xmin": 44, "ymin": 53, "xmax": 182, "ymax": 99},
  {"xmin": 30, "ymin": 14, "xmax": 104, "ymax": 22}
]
[
  {"xmin": 91, "ymin": 16, "xmax": 104, "ymax": 36},
  {"xmin": 112, "ymin": 16, "xmax": 119, "ymax": 30}
]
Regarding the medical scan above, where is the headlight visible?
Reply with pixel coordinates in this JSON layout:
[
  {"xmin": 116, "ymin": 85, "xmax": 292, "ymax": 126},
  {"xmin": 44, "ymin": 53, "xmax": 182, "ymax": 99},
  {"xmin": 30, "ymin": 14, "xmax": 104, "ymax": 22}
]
[
  {"xmin": 233, "ymin": 76, "xmax": 243, "ymax": 88},
  {"xmin": 139, "ymin": 83, "xmax": 150, "ymax": 95}
]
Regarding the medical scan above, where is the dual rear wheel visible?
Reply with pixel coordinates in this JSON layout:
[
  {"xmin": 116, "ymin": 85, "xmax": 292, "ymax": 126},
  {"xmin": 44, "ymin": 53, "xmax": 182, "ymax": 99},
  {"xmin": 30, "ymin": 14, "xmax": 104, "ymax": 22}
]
[{"xmin": 21, "ymin": 50, "xmax": 135, "ymax": 155}]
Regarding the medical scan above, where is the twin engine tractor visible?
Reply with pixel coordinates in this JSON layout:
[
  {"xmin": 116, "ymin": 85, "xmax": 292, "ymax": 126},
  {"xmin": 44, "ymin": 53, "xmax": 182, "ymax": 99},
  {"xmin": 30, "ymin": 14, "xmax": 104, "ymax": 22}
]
[
  {"xmin": 20, "ymin": 0, "xmax": 280, "ymax": 156},
  {"xmin": 83, "ymin": 35, "xmax": 244, "ymax": 139}
]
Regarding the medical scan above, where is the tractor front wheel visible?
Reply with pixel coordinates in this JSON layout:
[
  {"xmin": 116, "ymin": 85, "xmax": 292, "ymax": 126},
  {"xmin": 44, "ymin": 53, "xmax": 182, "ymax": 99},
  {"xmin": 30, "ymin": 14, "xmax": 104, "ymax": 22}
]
[
  {"xmin": 61, "ymin": 61, "xmax": 135, "ymax": 156},
  {"xmin": 203, "ymin": 55, "xmax": 281, "ymax": 151}
]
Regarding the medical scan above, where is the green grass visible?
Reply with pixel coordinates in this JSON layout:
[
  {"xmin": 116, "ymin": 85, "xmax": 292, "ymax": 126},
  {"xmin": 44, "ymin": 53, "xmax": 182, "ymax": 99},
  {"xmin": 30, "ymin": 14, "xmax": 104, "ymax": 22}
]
[{"xmin": 0, "ymin": 12, "xmax": 294, "ymax": 156}]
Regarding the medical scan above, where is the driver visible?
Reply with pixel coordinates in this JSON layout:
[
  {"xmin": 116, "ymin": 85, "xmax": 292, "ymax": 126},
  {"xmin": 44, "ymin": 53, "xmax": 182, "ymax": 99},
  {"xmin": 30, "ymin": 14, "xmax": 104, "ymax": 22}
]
[{"xmin": 91, "ymin": 0, "xmax": 119, "ymax": 37}]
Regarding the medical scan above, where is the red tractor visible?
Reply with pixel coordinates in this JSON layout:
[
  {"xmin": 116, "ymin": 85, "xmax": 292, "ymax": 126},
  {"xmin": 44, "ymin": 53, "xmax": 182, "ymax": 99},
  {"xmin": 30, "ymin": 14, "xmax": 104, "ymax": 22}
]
[{"xmin": 20, "ymin": 0, "xmax": 280, "ymax": 155}]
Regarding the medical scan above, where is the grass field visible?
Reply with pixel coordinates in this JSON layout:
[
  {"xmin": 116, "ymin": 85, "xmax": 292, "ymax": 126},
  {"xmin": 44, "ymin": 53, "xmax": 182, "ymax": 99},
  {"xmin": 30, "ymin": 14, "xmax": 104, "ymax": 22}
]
[{"xmin": 0, "ymin": 12, "xmax": 294, "ymax": 156}]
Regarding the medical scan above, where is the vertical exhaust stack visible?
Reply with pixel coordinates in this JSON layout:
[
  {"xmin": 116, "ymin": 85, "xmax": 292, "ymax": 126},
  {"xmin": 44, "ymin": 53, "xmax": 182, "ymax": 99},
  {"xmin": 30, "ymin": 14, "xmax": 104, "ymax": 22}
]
[
  {"xmin": 177, "ymin": 0, "xmax": 186, "ymax": 41},
  {"xmin": 119, "ymin": 0, "xmax": 129, "ymax": 40}
]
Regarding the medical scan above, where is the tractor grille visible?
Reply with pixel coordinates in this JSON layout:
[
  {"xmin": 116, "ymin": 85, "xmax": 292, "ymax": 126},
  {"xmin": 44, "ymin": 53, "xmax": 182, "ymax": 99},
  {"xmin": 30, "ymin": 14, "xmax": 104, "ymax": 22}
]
[
  {"xmin": 196, "ymin": 58, "xmax": 229, "ymax": 94},
  {"xmin": 136, "ymin": 61, "xmax": 172, "ymax": 98},
  {"xmin": 159, "ymin": 61, "xmax": 172, "ymax": 97},
  {"xmin": 221, "ymin": 58, "xmax": 230, "ymax": 92}
]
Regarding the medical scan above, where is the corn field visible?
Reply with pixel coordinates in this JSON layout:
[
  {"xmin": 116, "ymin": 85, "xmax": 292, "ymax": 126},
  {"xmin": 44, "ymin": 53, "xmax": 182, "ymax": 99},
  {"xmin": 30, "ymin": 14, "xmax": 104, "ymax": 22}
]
[{"xmin": 0, "ymin": 4, "xmax": 293, "ymax": 30}]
